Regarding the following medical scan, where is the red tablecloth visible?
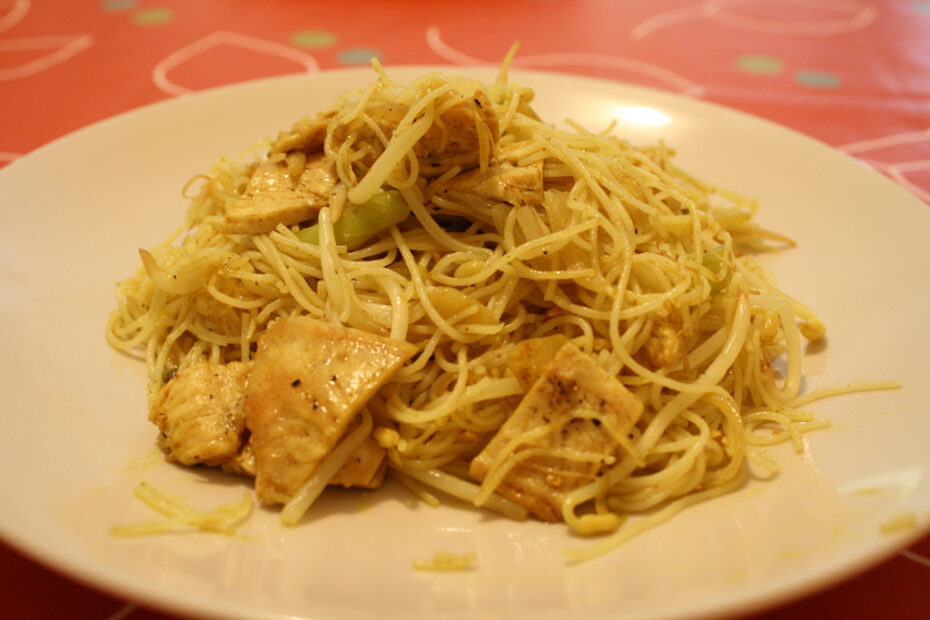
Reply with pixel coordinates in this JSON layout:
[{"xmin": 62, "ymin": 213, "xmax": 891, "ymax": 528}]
[{"xmin": 2, "ymin": 1, "xmax": 928, "ymax": 617}]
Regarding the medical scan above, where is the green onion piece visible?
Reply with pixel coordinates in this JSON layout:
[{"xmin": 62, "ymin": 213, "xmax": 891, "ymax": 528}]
[
  {"xmin": 703, "ymin": 247, "xmax": 731, "ymax": 292},
  {"xmin": 710, "ymin": 269, "xmax": 732, "ymax": 293},
  {"xmin": 702, "ymin": 248, "xmax": 723, "ymax": 272},
  {"xmin": 297, "ymin": 190, "xmax": 409, "ymax": 248}
]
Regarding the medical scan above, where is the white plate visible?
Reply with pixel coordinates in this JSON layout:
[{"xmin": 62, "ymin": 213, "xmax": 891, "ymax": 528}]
[{"xmin": 1, "ymin": 67, "xmax": 928, "ymax": 620}]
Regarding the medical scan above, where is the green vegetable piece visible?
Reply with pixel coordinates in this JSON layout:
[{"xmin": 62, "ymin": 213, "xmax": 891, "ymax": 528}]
[
  {"xmin": 297, "ymin": 190, "xmax": 409, "ymax": 248},
  {"xmin": 710, "ymin": 270, "xmax": 732, "ymax": 293},
  {"xmin": 702, "ymin": 248, "xmax": 723, "ymax": 272},
  {"xmin": 702, "ymin": 247, "xmax": 731, "ymax": 292}
]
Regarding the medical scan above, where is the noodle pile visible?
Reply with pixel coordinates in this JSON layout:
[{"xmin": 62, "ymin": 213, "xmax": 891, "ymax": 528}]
[{"xmin": 107, "ymin": 58, "xmax": 846, "ymax": 558}]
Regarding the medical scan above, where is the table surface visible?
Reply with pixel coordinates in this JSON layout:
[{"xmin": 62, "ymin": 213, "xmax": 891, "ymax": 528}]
[{"xmin": 2, "ymin": 1, "xmax": 928, "ymax": 618}]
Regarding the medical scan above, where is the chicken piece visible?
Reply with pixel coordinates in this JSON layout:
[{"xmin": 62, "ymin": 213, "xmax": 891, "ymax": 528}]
[
  {"xmin": 470, "ymin": 342, "xmax": 644, "ymax": 522},
  {"xmin": 245, "ymin": 316, "xmax": 417, "ymax": 504},
  {"xmin": 507, "ymin": 334, "xmax": 571, "ymax": 392},
  {"xmin": 437, "ymin": 139, "xmax": 544, "ymax": 205},
  {"xmin": 222, "ymin": 433, "xmax": 387, "ymax": 491},
  {"xmin": 644, "ymin": 315, "xmax": 684, "ymax": 369},
  {"xmin": 271, "ymin": 109, "xmax": 336, "ymax": 154},
  {"xmin": 328, "ymin": 436, "xmax": 388, "ymax": 489},
  {"xmin": 496, "ymin": 139, "xmax": 539, "ymax": 162},
  {"xmin": 220, "ymin": 438, "xmax": 256, "ymax": 476},
  {"xmin": 441, "ymin": 160, "xmax": 544, "ymax": 207},
  {"xmin": 415, "ymin": 91, "xmax": 499, "ymax": 159},
  {"xmin": 224, "ymin": 154, "xmax": 336, "ymax": 234},
  {"xmin": 149, "ymin": 361, "xmax": 251, "ymax": 467}
]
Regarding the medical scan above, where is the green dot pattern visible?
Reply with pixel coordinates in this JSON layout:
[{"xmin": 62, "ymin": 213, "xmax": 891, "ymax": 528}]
[
  {"xmin": 132, "ymin": 8, "xmax": 175, "ymax": 26},
  {"xmin": 736, "ymin": 54, "xmax": 784, "ymax": 75},
  {"xmin": 290, "ymin": 30, "xmax": 338, "ymax": 49},
  {"xmin": 337, "ymin": 47, "xmax": 383, "ymax": 65},
  {"xmin": 101, "ymin": 0, "xmax": 137, "ymax": 11},
  {"xmin": 795, "ymin": 70, "xmax": 842, "ymax": 89}
]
